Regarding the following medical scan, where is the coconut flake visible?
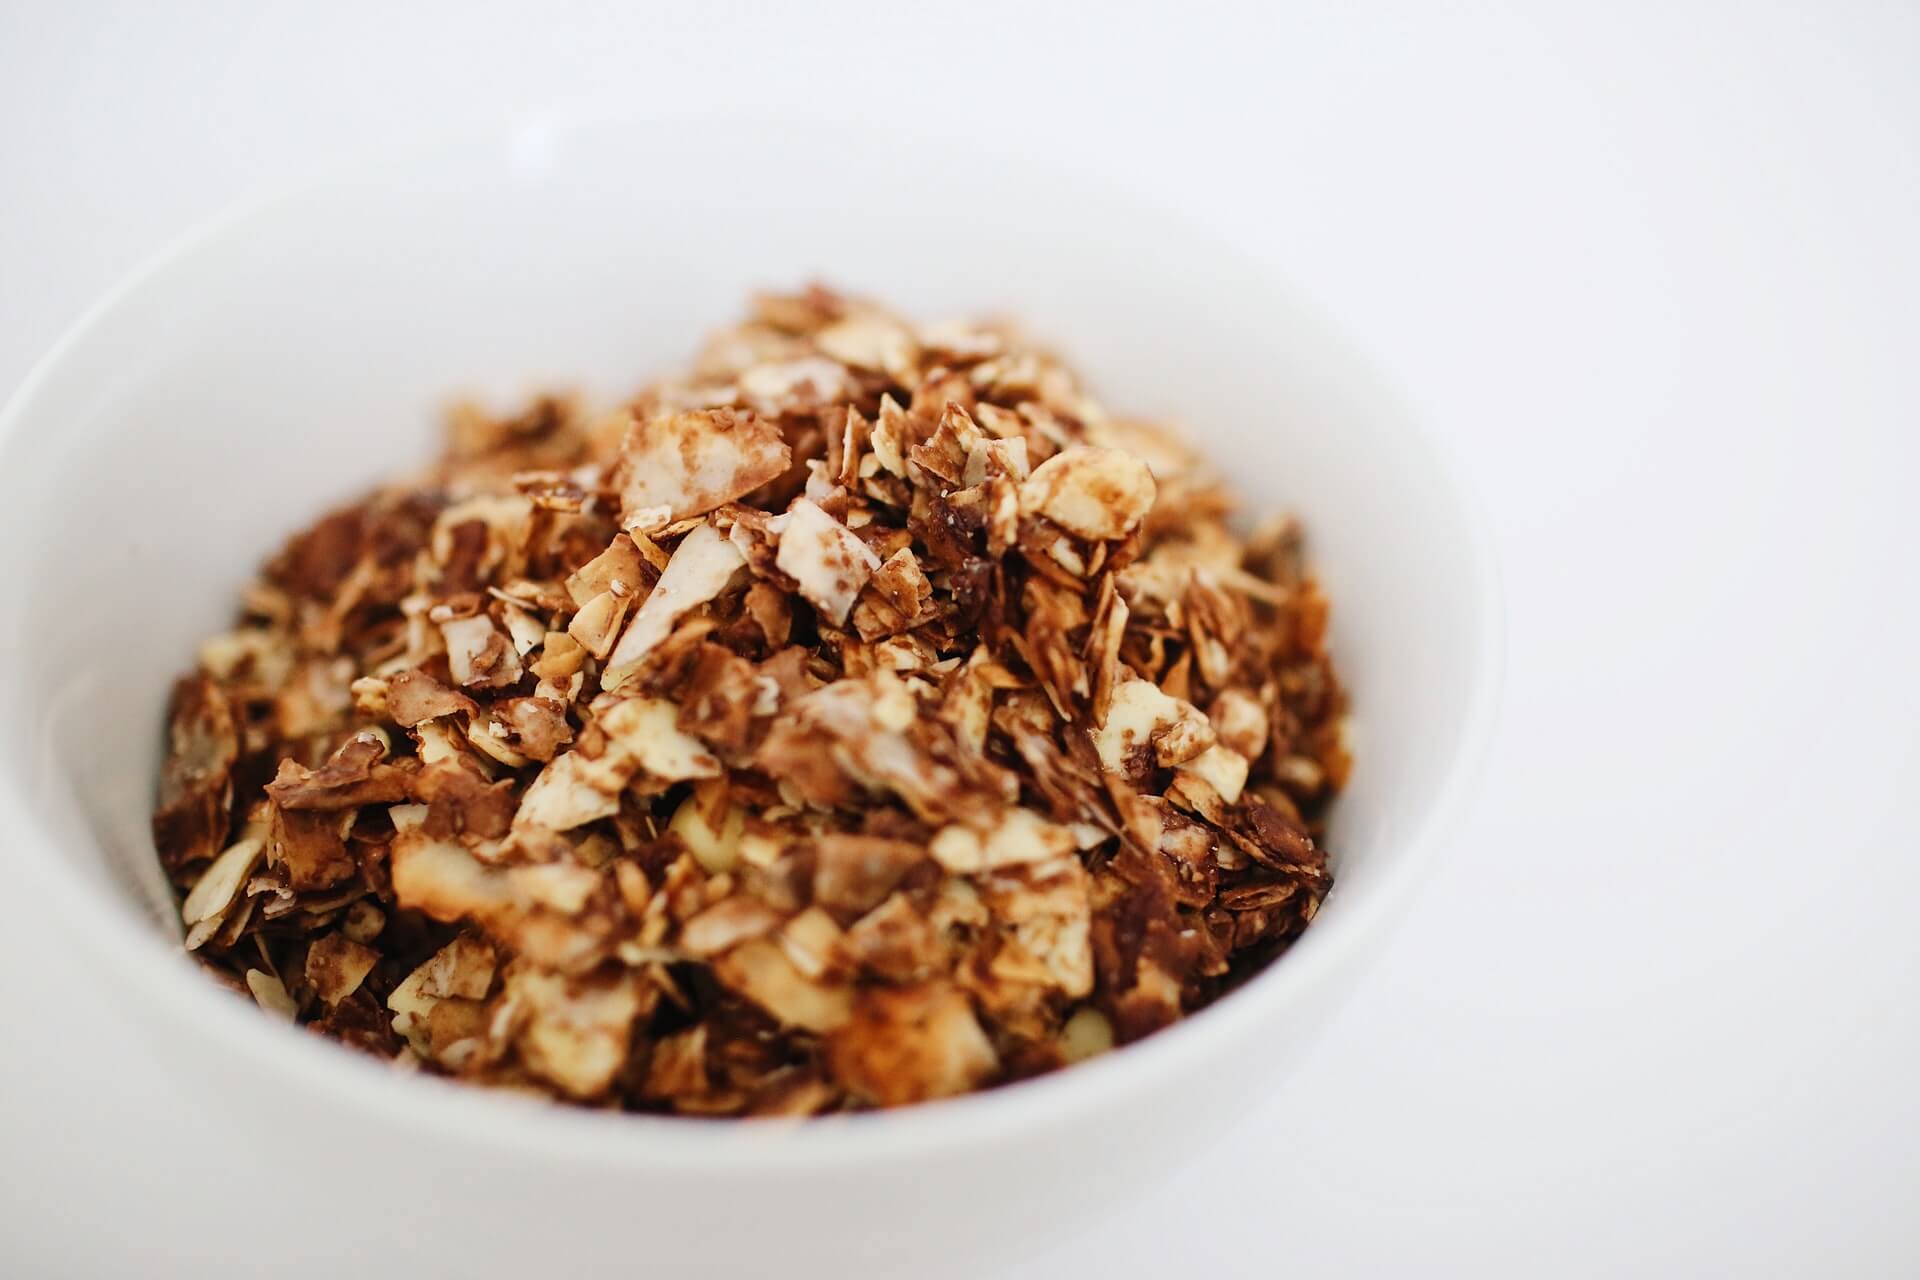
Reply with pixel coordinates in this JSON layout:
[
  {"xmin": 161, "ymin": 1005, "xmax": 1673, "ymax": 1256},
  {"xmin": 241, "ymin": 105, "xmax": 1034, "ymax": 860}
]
[
  {"xmin": 775, "ymin": 499, "xmax": 880, "ymax": 625},
  {"xmin": 602, "ymin": 523, "xmax": 744, "ymax": 689}
]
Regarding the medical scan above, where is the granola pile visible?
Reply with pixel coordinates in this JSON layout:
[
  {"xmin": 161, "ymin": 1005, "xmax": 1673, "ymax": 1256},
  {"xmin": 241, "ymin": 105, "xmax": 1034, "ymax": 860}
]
[{"xmin": 151, "ymin": 287, "xmax": 1347, "ymax": 1113}]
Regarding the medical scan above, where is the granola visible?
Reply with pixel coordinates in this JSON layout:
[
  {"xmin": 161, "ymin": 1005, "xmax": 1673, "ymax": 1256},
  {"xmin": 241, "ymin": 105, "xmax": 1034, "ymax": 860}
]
[{"xmin": 151, "ymin": 286, "xmax": 1348, "ymax": 1114}]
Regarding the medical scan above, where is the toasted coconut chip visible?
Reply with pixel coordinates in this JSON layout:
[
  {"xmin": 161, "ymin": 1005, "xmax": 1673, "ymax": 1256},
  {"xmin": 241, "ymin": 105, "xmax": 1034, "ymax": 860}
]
[
  {"xmin": 441, "ymin": 614, "xmax": 524, "ymax": 689},
  {"xmin": 680, "ymin": 895, "xmax": 786, "ymax": 957},
  {"xmin": 827, "ymin": 981, "xmax": 999, "ymax": 1108},
  {"xmin": 853, "ymin": 547, "xmax": 932, "ymax": 641},
  {"xmin": 391, "ymin": 831, "xmax": 515, "ymax": 920},
  {"xmin": 713, "ymin": 938, "xmax": 853, "ymax": 1032},
  {"xmin": 501, "ymin": 603, "xmax": 547, "ymax": 656},
  {"xmin": 675, "ymin": 643, "xmax": 758, "ymax": 750},
  {"xmin": 738, "ymin": 357, "xmax": 852, "ymax": 413},
  {"xmin": 598, "ymin": 695, "xmax": 721, "ymax": 782},
  {"xmin": 491, "ymin": 696, "xmax": 573, "ymax": 762},
  {"xmin": 1020, "ymin": 445, "xmax": 1156, "ymax": 541},
  {"xmin": 964, "ymin": 435, "xmax": 1031, "ymax": 487},
  {"xmin": 506, "ymin": 861, "xmax": 603, "ymax": 914},
  {"xmin": 814, "ymin": 311, "xmax": 919, "ymax": 378},
  {"xmin": 200, "ymin": 627, "xmax": 295, "ymax": 688},
  {"xmin": 418, "ymin": 938, "xmax": 500, "ymax": 1003},
  {"xmin": 266, "ymin": 733, "xmax": 411, "ymax": 809},
  {"xmin": 843, "ymin": 893, "xmax": 943, "ymax": 982},
  {"xmin": 409, "ymin": 718, "xmax": 463, "ymax": 767},
  {"xmin": 1110, "ymin": 957, "xmax": 1185, "ymax": 1041},
  {"xmin": 759, "ymin": 673, "xmax": 972, "ymax": 822},
  {"xmin": 778, "ymin": 906, "xmax": 846, "ymax": 980},
  {"xmin": 1209, "ymin": 687, "xmax": 1268, "ymax": 759},
  {"xmin": 432, "ymin": 495, "xmax": 533, "ymax": 575},
  {"xmin": 565, "ymin": 589, "xmax": 631, "ymax": 659},
  {"xmin": 869, "ymin": 394, "xmax": 911, "ymax": 477},
  {"xmin": 564, "ymin": 534, "xmax": 644, "ymax": 608},
  {"xmin": 1178, "ymin": 744, "xmax": 1249, "ymax": 805},
  {"xmin": 388, "ymin": 936, "xmax": 496, "ymax": 1041},
  {"xmin": 603, "ymin": 522, "xmax": 744, "ymax": 689},
  {"xmin": 152, "ymin": 675, "xmax": 239, "ymax": 869},
  {"xmin": 530, "ymin": 630, "xmax": 586, "ymax": 682},
  {"xmin": 1091, "ymin": 676, "xmax": 1216, "ymax": 775},
  {"xmin": 513, "ymin": 752, "xmax": 625, "ymax": 832},
  {"xmin": 417, "ymin": 760, "xmax": 517, "ymax": 838},
  {"xmin": 340, "ymin": 899, "xmax": 385, "ymax": 944},
  {"xmin": 929, "ymin": 807, "xmax": 1075, "ymax": 874},
  {"xmin": 644, "ymin": 1024, "xmax": 710, "ymax": 1101},
  {"xmin": 775, "ymin": 499, "xmax": 881, "ymax": 626},
  {"xmin": 157, "ymin": 677, "xmax": 239, "ymax": 791},
  {"xmin": 305, "ymin": 933, "xmax": 380, "ymax": 1006},
  {"xmin": 267, "ymin": 804, "xmax": 357, "ymax": 893},
  {"xmin": 981, "ymin": 856, "xmax": 1094, "ymax": 998},
  {"xmin": 813, "ymin": 834, "xmax": 927, "ymax": 918},
  {"xmin": 617, "ymin": 408, "xmax": 791, "ymax": 523},
  {"xmin": 386, "ymin": 669, "xmax": 480, "ymax": 726}
]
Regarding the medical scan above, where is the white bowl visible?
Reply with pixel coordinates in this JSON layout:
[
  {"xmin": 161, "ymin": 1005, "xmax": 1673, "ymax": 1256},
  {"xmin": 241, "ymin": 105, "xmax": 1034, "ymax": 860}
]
[{"xmin": 0, "ymin": 117, "xmax": 1499, "ymax": 1273}]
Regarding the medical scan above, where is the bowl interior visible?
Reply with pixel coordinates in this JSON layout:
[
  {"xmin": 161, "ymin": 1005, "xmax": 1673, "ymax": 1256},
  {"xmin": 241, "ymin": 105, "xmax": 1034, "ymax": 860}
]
[{"xmin": 0, "ymin": 117, "xmax": 1495, "ymax": 1141}]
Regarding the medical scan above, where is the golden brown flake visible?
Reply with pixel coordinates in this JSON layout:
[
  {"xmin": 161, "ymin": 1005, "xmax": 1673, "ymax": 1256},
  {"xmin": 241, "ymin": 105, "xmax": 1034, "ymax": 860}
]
[{"xmin": 827, "ymin": 981, "xmax": 999, "ymax": 1107}]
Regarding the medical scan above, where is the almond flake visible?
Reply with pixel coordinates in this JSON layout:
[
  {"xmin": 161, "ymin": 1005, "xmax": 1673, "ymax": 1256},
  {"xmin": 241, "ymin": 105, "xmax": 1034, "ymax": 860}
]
[
  {"xmin": 181, "ymin": 835, "xmax": 265, "ymax": 928},
  {"xmin": 245, "ymin": 969, "xmax": 298, "ymax": 1019}
]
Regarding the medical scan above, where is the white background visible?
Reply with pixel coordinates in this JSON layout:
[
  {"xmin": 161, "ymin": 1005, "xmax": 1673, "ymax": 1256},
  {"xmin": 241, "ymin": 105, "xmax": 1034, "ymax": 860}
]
[{"xmin": 3, "ymin": 2, "xmax": 1916, "ymax": 1275}]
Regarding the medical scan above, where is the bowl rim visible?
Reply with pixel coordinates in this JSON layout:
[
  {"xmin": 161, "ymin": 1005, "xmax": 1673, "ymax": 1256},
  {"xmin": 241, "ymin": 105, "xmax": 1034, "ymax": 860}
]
[{"xmin": 0, "ymin": 112, "xmax": 1504, "ymax": 1171}]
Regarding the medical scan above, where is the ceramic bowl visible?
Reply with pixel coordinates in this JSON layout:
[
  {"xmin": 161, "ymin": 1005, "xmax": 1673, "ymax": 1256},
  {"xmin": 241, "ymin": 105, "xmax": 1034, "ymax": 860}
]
[{"xmin": 0, "ymin": 117, "xmax": 1499, "ymax": 1274}]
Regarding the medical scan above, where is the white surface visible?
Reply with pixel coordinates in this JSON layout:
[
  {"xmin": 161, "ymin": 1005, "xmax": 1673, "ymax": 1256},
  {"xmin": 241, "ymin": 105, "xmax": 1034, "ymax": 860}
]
[{"xmin": 1, "ymin": 2, "xmax": 1915, "ymax": 1275}]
